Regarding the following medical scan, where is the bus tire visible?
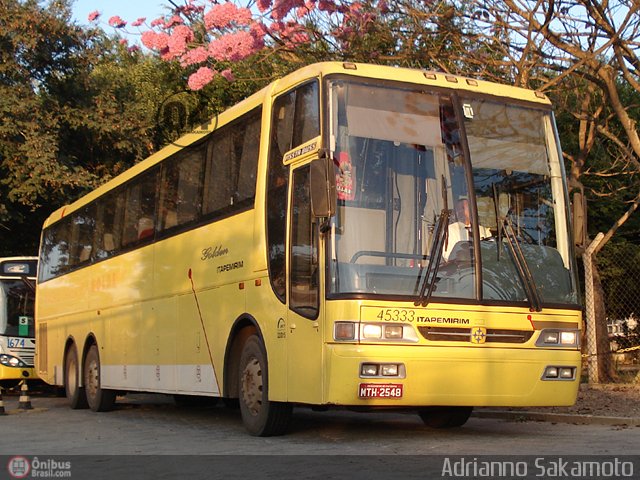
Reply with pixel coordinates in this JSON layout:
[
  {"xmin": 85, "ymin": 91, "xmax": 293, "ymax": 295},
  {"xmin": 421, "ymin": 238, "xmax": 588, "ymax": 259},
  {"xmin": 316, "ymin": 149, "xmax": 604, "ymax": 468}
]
[
  {"xmin": 239, "ymin": 335, "xmax": 292, "ymax": 436},
  {"xmin": 418, "ymin": 406, "xmax": 473, "ymax": 428},
  {"xmin": 84, "ymin": 344, "xmax": 116, "ymax": 412},
  {"xmin": 64, "ymin": 344, "xmax": 88, "ymax": 409}
]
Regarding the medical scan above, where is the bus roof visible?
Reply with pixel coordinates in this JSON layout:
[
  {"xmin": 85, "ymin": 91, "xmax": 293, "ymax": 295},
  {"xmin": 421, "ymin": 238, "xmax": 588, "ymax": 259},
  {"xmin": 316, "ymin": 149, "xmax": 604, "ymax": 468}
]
[{"xmin": 42, "ymin": 61, "xmax": 551, "ymax": 228}]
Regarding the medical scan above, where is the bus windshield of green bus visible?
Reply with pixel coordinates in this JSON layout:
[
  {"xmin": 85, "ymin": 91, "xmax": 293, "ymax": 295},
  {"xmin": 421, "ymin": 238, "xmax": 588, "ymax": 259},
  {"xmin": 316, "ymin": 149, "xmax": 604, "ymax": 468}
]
[
  {"xmin": 0, "ymin": 280, "xmax": 35, "ymax": 337},
  {"xmin": 325, "ymin": 78, "xmax": 579, "ymax": 307}
]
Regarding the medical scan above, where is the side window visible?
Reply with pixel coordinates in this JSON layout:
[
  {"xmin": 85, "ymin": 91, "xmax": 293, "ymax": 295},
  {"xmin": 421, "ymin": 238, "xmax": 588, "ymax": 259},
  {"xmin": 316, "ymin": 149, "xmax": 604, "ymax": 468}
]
[
  {"xmin": 203, "ymin": 107, "xmax": 262, "ymax": 218},
  {"xmin": 159, "ymin": 146, "xmax": 204, "ymax": 232},
  {"xmin": 203, "ymin": 131, "xmax": 234, "ymax": 215},
  {"xmin": 94, "ymin": 188, "xmax": 125, "ymax": 259},
  {"xmin": 122, "ymin": 169, "xmax": 159, "ymax": 247},
  {"xmin": 235, "ymin": 109, "xmax": 261, "ymax": 205},
  {"xmin": 293, "ymin": 82, "xmax": 320, "ymax": 147},
  {"xmin": 39, "ymin": 218, "xmax": 71, "ymax": 282},
  {"xmin": 267, "ymin": 80, "xmax": 320, "ymax": 301},
  {"xmin": 289, "ymin": 165, "xmax": 319, "ymax": 318},
  {"xmin": 69, "ymin": 205, "xmax": 96, "ymax": 266}
]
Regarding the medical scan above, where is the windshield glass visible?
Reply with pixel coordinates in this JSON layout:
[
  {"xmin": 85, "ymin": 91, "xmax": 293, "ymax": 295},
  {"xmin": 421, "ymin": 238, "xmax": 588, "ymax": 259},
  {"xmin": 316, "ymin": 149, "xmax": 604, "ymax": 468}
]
[
  {"xmin": 325, "ymin": 78, "xmax": 579, "ymax": 307},
  {"xmin": 0, "ymin": 279, "xmax": 35, "ymax": 337},
  {"xmin": 465, "ymin": 99, "xmax": 578, "ymax": 305}
]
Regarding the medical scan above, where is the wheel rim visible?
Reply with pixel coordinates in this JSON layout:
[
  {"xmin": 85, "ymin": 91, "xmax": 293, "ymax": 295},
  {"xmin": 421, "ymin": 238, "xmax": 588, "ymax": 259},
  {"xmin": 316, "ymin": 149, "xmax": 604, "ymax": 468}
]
[
  {"xmin": 241, "ymin": 357, "xmax": 263, "ymax": 416},
  {"xmin": 86, "ymin": 357, "xmax": 99, "ymax": 400}
]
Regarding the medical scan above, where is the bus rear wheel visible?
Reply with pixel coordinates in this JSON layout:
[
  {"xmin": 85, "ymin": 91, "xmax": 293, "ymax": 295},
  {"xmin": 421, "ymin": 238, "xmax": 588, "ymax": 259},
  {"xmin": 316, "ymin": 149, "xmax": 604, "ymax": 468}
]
[
  {"xmin": 238, "ymin": 335, "xmax": 292, "ymax": 436},
  {"xmin": 84, "ymin": 344, "xmax": 116, "ymax": 412},
  {"xmin": 418, "ymin": 406, "xmax": 473, "ymax": 428},
  {"xmin": 64, "ymin": 344, "xmax": 88, "ymax": 409}
]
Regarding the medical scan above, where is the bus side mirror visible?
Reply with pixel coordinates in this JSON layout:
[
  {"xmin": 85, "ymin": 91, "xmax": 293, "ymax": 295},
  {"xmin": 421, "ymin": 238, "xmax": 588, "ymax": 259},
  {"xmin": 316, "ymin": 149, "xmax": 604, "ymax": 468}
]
[{"xmin": 310, "ymin": 151, "xmax": 336, "ymax": 218}]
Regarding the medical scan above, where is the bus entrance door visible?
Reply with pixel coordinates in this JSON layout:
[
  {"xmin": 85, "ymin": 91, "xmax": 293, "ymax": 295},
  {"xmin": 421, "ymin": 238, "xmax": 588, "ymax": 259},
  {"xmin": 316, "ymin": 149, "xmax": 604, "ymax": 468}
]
[{"xmin": 286, "ymin": 309, "xmax": 323, "ymax": 404}]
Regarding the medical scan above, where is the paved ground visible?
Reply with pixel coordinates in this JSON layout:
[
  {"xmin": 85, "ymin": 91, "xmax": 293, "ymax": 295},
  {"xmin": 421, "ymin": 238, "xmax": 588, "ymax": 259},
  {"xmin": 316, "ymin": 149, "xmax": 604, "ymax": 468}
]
[{"xmin": 1, "ymin": 384, "xmax": 639, "ymax": 479}]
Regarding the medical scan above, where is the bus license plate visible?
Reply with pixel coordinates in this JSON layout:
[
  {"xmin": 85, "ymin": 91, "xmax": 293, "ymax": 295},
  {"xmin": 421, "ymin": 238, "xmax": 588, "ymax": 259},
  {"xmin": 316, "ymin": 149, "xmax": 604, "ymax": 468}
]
[{"xmin": 358, "ymin": 383, "xmax": 403, "ymax": 398}]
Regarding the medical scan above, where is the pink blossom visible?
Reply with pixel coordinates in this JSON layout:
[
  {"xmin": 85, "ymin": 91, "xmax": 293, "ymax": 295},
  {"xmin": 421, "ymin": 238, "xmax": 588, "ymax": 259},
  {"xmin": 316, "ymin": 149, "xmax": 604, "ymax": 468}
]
[
  {"xmin": 257, "ymin": 0, "xmax": 273, "ymax": 13},
  {"xmin": 108, "ymin": 16, "xmax": 127, "ymax": 28},
  {"xmin": 208, "ymin": 31, "xmax": 257, "ymax": 62},
  {"xmin": 180, "ymin": 46, "xmax": 210, "ymax": 66},
  {"xmin": 250, "ymin": 22, "xmax": 268, "ymax": 48},
  {"xmin": 87, "ymin": 10, "xmax": 100, "ymax": 22},
  {"xmin": 204, "ymin": 3, "xmax": 252, "ymax": 30},
  {"xmin": 165, "ymin": 15, "xmax": 184, "ymax": 28},
  {"xmin": 167, "ymin": 25, "xmax": 194, "ymax": 58},
  {"xmin": 131, "ymin": 17, "xmax": 146, "ymax": 27},
  {"xmin": 141, "ymin": 31, "xmax": 170, "ymax": 51},
  {"xmin": 188, "ymin": 67, "xmax": 216, "ymax": 90},
  {"xmin": 128, "ymin": 45, "xmax": 141, "ymax": 53},
  {"xmin": 150, "ymin": 17, "xmax": 166, "ymax": 28},
  {"xmin": 318, "ymin": 0, "xmax": 337, "ymax": 12},
  {"xmin": 279, "ymin": 22, "xmax": 309, "ymax": 47},
  {"xmin": 119, "ymin": 38, "xmax": 129, "ymax": 46},
  {"xmin": 271, "ymin": 0, "xmax": 305, "ymax": 21},
  {"xmin": 220, "ymin": 69, "xmax": 235, "ymax": 82}
]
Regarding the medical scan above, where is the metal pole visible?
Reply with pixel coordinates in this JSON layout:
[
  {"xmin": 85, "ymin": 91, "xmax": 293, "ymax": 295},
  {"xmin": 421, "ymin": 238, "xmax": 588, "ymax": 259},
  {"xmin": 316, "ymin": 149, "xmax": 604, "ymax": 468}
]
[{"xmin": 584, "ymin": 232, "xmax": 605, "ymax": 384}]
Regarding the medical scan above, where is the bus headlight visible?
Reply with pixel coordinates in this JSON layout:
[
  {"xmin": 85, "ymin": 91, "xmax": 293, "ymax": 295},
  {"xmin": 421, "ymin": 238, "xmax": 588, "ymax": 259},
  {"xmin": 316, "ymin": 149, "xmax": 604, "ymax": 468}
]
[
  {"xmin": 0, "ymin": 354, "xmax": 26, "ymax": 368},
  {"xmin": 536, "ymin": 329, "xmax": 580, "ymax": 348},
  {"xmin": 333, "ymin": 322, "xmax": 419, "ymax": 343},
  {"xmin": 362, "ymin": 324, "xmax": 382, "ymax": 339}
]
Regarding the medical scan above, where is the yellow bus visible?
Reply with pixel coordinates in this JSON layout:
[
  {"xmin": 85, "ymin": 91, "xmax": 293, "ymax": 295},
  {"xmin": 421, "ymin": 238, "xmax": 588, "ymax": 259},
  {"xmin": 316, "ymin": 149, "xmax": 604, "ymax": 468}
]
[
  {"xmin": 36, "ymin": 62, "xmax": 582, "ymax": 435},
  {"xmin": 1, "ymin": 256, "xmax": 37, "ymax": 388}
]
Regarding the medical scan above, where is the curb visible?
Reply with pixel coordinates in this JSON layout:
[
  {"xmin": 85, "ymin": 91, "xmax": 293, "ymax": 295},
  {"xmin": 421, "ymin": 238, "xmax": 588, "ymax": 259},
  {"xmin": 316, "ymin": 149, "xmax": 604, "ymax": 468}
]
[{"xmin": 473, "ymin": 409, "xmax": 640, "ymax": 426}]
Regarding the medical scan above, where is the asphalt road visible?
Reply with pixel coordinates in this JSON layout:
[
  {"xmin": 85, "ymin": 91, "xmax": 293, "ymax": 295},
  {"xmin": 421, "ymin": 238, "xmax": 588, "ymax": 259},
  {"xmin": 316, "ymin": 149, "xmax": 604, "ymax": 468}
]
[{"xmin": 0, "ymin": 390, "xmax": 638, "ymax": 479}]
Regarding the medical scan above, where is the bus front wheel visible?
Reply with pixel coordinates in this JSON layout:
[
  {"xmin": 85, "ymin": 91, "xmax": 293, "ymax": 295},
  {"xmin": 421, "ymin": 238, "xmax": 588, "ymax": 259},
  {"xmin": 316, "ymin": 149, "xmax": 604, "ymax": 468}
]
[
  {"xmin": 238, "ymin": 335, "xmax": 292, "ymax": 436},
  {"xmin": 418, "ymin": 406, "xmax": 473, "ymax": 428},
  {"xmin": 84, "ymin": 344, "xmax": 116, "ymax": 412},
  {"xmin": 64, "ymin": 344, "xmax": 88, "ymax": 409}
]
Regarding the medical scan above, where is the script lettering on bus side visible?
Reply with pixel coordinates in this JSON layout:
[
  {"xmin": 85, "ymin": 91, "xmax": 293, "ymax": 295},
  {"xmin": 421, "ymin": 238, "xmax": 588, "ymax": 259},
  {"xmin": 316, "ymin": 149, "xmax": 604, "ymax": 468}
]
[{"xmin": 201, "ymin": 245, "xmax": 229, "ymax": 261}]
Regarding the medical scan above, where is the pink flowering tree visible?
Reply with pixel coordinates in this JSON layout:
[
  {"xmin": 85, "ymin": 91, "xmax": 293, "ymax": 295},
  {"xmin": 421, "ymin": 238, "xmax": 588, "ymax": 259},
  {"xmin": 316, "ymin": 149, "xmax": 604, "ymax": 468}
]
[{"xmin": 87, "ymin": 0, "xmax": 442, "ymax": 90}]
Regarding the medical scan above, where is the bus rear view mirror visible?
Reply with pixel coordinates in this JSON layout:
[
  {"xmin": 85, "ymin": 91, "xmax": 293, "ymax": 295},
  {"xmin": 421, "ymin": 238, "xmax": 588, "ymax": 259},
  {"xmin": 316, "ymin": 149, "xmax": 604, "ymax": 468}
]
[{"xmin": 310, "ymin": 152, "xmax": 336, "ymax": 218}]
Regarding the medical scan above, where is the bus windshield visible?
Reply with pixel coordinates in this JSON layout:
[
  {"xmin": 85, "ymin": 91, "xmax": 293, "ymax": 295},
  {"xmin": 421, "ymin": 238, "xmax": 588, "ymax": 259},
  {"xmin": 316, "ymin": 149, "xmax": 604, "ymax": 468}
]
[
  {"xmin": 326, "ymin": 78, "xmax": 579, "ymax": 307},
  {"xmin": 0, "ymin": 279, "xmax": 35, "ymax": 337}
]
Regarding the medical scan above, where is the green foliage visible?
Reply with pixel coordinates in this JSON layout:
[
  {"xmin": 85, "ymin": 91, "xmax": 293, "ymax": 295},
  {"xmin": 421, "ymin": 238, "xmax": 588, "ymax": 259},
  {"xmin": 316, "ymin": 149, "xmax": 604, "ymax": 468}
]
[{"xmin": 0, "ymin": 0, "xmax": 187, "ymax": 255}]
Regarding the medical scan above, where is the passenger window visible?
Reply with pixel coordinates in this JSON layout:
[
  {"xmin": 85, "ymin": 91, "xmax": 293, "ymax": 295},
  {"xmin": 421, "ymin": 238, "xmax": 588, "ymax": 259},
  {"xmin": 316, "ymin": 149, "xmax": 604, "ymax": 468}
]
[
  {"xmin": 203, "ymin": 107, "xmax": 262, "ymax": 218},
  {"xmin": 159, "ymin": 146, "xmax": 204, "ymax": 232},
  {"xmin": 122, "ymin": 169, "xmax": 159, "ymax": 247},
  {"xmin": 94, "ymin": 189, "xmax": 125, "ymax": 259},
  {"xmin": 39, "ymin": 219, "xmax": 71, "ymax": 281}
]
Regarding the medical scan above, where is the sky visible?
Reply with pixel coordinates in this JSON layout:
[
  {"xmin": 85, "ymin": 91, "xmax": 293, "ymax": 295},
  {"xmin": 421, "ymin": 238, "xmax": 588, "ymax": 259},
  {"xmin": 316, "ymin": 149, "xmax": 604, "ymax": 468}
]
[{"xmin": 71, "ymin": 0, "xmax": 169, "ymax": 41}]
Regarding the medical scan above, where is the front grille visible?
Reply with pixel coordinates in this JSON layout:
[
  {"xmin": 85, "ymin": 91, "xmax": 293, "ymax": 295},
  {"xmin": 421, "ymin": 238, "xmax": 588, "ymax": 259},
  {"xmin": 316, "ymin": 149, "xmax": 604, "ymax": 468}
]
[{"xmin": 418, "ymin": 326, "xmax": 534, "ymax": 344}]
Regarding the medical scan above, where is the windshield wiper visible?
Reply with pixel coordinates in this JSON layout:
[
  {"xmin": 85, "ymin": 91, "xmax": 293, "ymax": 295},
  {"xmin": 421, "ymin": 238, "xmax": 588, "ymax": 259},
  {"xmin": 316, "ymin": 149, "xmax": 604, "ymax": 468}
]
[
  {"xmin": 21, "ymin": 277, "xmax": 35, "ymax": 293},
  {"xmin": 414, "ymin": 177, "xmax": 450, "ymax": 307},
  {"xmin": 413, "ymin": 208, "xmax": 449, "ymax": 307},
  {"xmin": 500, "ymin": 216, "xmax": 542, "ymax": 312}
]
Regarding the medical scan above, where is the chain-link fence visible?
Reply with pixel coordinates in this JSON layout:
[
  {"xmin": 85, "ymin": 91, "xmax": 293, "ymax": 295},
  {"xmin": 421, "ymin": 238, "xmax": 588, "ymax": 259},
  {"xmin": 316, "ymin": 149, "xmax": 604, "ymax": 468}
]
[{"xmin": 584, "ymin": 235, "xmax": 640, "ymax": 384}]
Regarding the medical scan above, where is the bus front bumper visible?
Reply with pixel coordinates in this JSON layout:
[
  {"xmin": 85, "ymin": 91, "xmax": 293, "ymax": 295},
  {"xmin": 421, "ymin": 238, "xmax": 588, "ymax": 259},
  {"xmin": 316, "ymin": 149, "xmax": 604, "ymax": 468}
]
[
  {"xmin": 0, "ymin": 364, "xmax": 37, "ymax": 384},
  {"xmin": 324, "ymin": 344, "xmax": 581, "ymax": 407}
]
